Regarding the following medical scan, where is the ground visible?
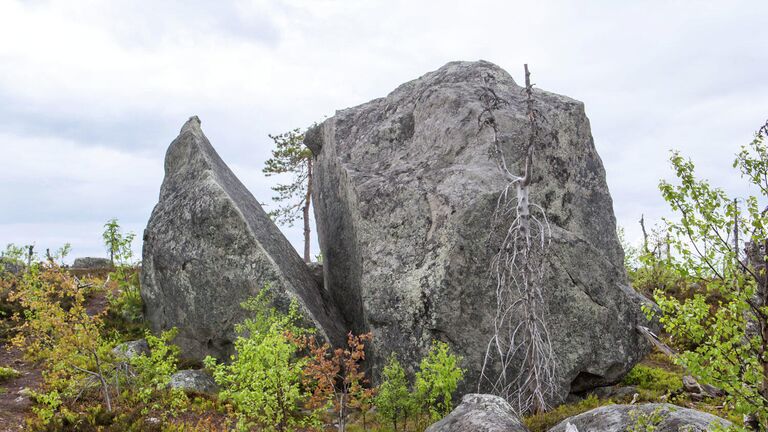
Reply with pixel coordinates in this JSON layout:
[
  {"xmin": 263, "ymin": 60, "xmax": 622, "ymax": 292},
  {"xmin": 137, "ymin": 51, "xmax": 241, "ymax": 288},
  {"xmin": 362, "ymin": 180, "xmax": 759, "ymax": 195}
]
[{"xmin": 0, "ymin": 346, "xmax": 41, "ymax": 431}]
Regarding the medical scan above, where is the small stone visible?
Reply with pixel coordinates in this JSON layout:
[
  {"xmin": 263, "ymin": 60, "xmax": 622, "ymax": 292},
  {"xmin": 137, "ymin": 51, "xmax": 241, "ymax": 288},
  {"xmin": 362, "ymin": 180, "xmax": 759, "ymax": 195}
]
[
  {"xmin": 168, "ymin": 369, "xmax": 219, "ymax": 395},
  {"xmin": 112, "ymin": 339, "xmax": 150, "ymax": 360}
]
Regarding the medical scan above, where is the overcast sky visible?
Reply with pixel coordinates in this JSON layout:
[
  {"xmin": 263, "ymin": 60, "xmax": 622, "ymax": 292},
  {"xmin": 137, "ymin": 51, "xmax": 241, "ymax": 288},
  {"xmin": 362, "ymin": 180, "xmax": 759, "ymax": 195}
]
[{"xmin": 1, "ymin": 0, "xmax": 766, "ymax": 262}]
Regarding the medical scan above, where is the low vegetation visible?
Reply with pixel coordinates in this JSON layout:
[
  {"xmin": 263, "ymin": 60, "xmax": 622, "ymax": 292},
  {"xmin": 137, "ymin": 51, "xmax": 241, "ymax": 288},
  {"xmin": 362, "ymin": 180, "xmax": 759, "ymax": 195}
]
[
  {"xmin": 4, "ymin": 121, "xmax": 767, "ymax": 430},
  {"xmin": 0, "ymin": 223, "xmax": 465, "ymax": 431}
]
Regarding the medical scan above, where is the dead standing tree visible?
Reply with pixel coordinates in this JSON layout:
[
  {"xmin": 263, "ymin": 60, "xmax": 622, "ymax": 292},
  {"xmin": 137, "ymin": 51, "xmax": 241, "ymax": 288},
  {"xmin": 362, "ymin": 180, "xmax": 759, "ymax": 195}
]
[{"xmin": 477, "ymin": 65, "xmax": 557, "ymax": 414}]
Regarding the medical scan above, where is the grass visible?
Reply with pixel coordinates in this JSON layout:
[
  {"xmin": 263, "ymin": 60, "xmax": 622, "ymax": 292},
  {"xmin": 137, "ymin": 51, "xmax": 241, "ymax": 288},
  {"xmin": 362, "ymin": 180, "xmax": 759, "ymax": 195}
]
[
  {"xmin": 621, "ymin": 364, "xmax": 683, "ymax": 394},
  {"xmin": 0, "ymin": 366, "xmax": 21, "ymax": 382},
  {"xmin": 524, "ymin": 394, "xmax": 609, "ymax": 432},
  {"xmin": 523, "ymin": 358, "xmax": 690, "ymax": 432}
]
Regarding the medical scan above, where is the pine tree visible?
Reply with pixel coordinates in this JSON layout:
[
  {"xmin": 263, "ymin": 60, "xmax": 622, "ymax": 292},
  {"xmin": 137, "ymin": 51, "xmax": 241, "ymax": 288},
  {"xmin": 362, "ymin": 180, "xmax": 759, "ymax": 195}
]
[{"xmin": 263, "ymin": 128, "xmax": 314, "ymax": 262}]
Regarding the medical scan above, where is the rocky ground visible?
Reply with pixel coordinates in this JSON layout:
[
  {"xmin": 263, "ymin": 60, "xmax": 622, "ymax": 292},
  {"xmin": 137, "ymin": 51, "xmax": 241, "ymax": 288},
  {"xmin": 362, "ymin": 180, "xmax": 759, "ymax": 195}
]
[{"xmin": 0, "ymin": 346, "xmax": 40, "ymax": 431}]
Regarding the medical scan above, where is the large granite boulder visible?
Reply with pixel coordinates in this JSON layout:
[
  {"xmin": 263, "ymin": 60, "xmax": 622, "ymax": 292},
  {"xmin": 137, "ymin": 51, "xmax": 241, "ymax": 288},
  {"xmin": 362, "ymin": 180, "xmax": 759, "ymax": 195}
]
[
  {"xmin": 306, "ymin": 60, "xmax": 651, "ymax": 401},
  {"xmin": 141, "ymin": 116, "xmax": 345, "ymax": 361},
  {"xmin": 548, "ymin": 403, "xmax": 732, "ymax": 432},
  {"xmin": 426, "ymin": 394, "xmax": 529, "ymax": 432}
]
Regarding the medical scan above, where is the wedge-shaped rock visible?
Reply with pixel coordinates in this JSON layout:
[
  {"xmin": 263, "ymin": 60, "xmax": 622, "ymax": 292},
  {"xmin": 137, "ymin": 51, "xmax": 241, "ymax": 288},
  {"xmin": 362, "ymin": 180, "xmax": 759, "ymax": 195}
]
[
  {"xmin": 141, "ymin": 116, "xmax": 344, "ymax": 361},
  {"xmin": 307, "ymin": 61, "xmax": 651, "ymax": 402}
]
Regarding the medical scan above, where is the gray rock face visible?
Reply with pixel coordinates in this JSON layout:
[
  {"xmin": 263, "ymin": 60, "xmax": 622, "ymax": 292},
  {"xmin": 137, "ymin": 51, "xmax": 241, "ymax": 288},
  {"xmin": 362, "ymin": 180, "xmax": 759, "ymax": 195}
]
[
  {"xmin": 307, "ymin": 60, "xmax": 651, "ymax": 400},
  {"xmin": 426, "ymin": 394, "xmax": 529, "ymax": 432},
  {"xmin": 307, "ymin": 262, "xmax": 324, "ymax": 288},
  {"xmin": 548, "ymin": 403, "xmax": 732, "ymax": 432},
  {"xmin": 141, "ymin": 116, "xmax": 345, "ymax": 361},
  {"xmin": 169, "ymin": 369, "xmax": 219, "ymax": 395},
  {"xmin": 0, "ymin": 258, "xmax": 24, "ymax": 275},
  {"xmin": 71, "ymin": 257, "xmax": 112, "ymax": 269},
  {"xmin": 112, "ymin": 339, "xmax": 150, "ymax": 360}
]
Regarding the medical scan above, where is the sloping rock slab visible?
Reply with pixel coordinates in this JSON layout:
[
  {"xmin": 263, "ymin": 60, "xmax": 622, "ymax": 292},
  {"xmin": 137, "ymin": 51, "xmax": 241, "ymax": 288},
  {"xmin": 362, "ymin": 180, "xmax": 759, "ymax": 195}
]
[
  {"xmin": 141, "ymin": 116, "xmax": 345, "ymax": 361},
  {"xmin": 426, "ymin": 394, "xmax": 529, "ymax": 432},
  {"xmin": 307, "ymin": 60, "xmax": 651, "ymax": 401},
  {"xmin": 548, "ymin": 403, "xmax": 731, "ymax": 432}
]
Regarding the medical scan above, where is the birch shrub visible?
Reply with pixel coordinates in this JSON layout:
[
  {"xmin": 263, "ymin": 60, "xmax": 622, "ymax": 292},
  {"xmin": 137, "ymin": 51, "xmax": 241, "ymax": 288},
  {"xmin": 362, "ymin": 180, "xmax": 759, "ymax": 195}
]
[
  {"xmin": 204, "ymin": 289, "xmax": 316, "ymax": 432},
  {"xmin": 645, "ymin": 121, "xmax": 768, "ymax": 428}
]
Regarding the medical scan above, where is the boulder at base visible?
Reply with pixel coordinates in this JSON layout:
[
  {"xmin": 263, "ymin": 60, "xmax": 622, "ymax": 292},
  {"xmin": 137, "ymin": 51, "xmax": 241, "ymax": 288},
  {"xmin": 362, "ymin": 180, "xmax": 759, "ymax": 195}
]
[
  {"xmin": 141, "ymin": 116, "xmax": 345, "ymax": 361},
  {"xmin": 306, "ymin": 60, "xmax": 651, "ymax": 402},
  {"xmin": 548, "ymin": 403, "xmax": 732, "ymax": 432},
  {"xmin": 426, "ymin": 394, "xmax": 529, "ymax": 432}
]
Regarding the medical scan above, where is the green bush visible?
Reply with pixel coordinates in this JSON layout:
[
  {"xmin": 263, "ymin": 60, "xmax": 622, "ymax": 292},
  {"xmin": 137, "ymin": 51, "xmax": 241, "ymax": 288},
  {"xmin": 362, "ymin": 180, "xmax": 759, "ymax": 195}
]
[
  {"xmin": 0, "ymin": 366, "xmax": 21, "ymax": 382},
  {"xmin": 128, "ymin": 328, "xmax": 183, "ymax": 412},
  {"xmin": 375, "ymin": 354, "xmax": 414, "ymax": 432},
  {"xmin": 204, "ymin": 288, "xmax": 315, "ymax": 432},
  {"xmin": 414, "ymin": 341, "xmax": 464, "ymax": 421}
]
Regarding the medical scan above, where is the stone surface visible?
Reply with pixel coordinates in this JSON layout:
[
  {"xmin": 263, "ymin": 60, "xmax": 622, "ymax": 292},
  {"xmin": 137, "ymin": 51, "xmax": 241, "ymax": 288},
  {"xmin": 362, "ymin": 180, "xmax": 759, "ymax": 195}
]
[
  {"xmin": 71, "ymin": 257, "xmax": 113, "ymax": 269},
  {"xmin": 307, "ymin": 262, "xmax": 324, "ymax": 288},
  {"xmin": 169, "ymin": 369, "xmax": 219, "ymax": 395},
  {"xmin": 141, "ymin": 116, "xmax": 345, "ymax": 361},
  {"xmin": 587, "ymin": 385, "xmax": 638, "ymax": 401},
  {"xmin": 548, "ymin": 403, "xmax": 732, "ymax": 432},
  {"xmin": 426, "ymin": 394, "xmax": 528, "ymax": 432},
  {"xmin": 307, "ymin": 60, "xmax": 652, "ymax": 400},
  {"xmin": 0, "ymin": 258, "xmax": 24, "ymax": 275},
  {"xmin": 112, "ymin": 339, "xmax": 150, "ymax": 360}
]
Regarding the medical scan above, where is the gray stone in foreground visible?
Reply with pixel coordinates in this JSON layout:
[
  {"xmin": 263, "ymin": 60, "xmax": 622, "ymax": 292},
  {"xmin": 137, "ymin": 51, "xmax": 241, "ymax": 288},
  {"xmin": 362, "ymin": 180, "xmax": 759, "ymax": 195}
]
[
  {"xmin": 141, "ymin": 116, "xmax": 345, "ymax": 362},
  {"xmin": 169, "ymin": 369, "xmax": 219, "ymax": 395},
  {"xmin": 426, "ymin": 394, "xmax": 529, "ymax": 432},
  {"xmin": 112, "ymin": 339, "xmax": 149, "ymax": 360},
  {"xmin": 307, "ymin": 60, "xmax": 652, "ymax": 401},
  {"xmin": 71, "ymin": 257, "xmax": 113, "ymax": 269},
  {"xmin": 548, "ymin": 403, "xmax": 732, "ymax": 432}
]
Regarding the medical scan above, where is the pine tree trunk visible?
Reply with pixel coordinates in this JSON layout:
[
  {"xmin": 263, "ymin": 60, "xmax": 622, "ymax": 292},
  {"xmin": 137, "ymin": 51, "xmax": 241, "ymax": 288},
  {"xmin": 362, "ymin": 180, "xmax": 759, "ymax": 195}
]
[{"xmin": 303, "ymin": 158, "xmax": 313, "ymax": 262}]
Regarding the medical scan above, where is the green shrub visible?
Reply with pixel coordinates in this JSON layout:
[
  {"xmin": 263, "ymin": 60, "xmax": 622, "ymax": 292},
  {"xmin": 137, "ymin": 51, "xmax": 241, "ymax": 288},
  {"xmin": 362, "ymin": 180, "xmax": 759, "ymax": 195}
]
[
  {"xmin": 107, "ymin": 268, "xmax": 143, "ymax": 324},
  {"xmin": 102, "ymin": 219, "xmax": 144, "ymax": 327},
  {"xmin": 628, "ymin": 406, "xmax": 667, "ymax": 432},
  {"xmin": 204, "ymin": 288, "xmax": 315, "ymax": 432},
  {"xmin": 0, "ymin": 366, "xmax": 21, "ymax": 382},
  {"xmin": 129, "ymin": 328, "xmax": 183, "ymax": 412},
  {"xmin": 375, "ymin": 354, "xmax": 414, "ymax": 432},
  {"xmin": 414, "ymin": 341, "xmax": 464, "ymax": 421}
]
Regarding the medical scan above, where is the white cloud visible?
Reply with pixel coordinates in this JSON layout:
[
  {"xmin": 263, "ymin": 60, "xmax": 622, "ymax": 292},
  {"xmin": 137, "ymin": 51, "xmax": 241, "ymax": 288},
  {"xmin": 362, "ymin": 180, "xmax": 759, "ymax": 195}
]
[{"xmin": 0, "ymin": 0, "xmax": 766, "ymax": 259}]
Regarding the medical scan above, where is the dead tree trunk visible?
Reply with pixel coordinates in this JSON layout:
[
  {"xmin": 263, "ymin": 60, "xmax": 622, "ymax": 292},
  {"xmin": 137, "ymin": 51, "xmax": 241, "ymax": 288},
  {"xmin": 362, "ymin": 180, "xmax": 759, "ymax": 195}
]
[
  {"xmin": 303, "ymin": 157, "xmax": 313, "ymax": 263},
  {"xmin": 478, "ymin": 64, "xmax": 556, "ymax": 414}
]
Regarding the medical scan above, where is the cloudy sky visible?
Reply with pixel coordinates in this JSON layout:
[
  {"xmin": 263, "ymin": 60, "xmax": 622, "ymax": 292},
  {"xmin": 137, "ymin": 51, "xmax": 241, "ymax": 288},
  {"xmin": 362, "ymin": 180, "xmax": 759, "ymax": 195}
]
[{"xmin": 1, "ymin": 0, "xmax": 766, "ymax": 262}]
